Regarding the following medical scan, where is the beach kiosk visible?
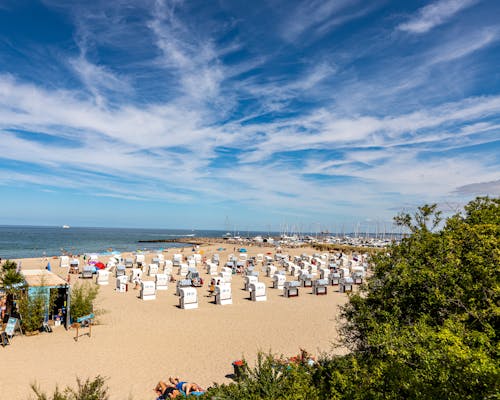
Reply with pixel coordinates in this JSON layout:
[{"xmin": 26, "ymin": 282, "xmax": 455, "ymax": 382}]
[{"xmin": 21, "ymin": 270, "xmax": 71, "ymax": 329}]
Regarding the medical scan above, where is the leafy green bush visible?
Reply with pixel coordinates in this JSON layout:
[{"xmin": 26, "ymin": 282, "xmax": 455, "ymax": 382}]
[
  {"xmin": 70, "ymin": 283, "xmax": 99, "ymax": 321},
  {"xmin": 208, "ymin": 197, "xmax": 500, "ymax": 400},
  {"xmin": 30, "ymin": 375, "xmax": 109, "ymax": 400},
  {"xmin": 18, "ymin": 290, "xmax": 46, "ymax": 333},
  {"xmin": 205, "ymin": 352, "xmax": 319, "ymax": 399}
]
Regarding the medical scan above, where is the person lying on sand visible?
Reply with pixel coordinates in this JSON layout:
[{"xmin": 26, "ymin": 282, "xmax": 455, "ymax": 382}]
[
  {"xmin": 169, "ymin": 377, "xmax": 205, "ymax": 396},
  {"xmin": 154, "ymin": 381, "xmax": 180, "ymax": 399},
  {"xmin": 154, "ymin": 378, "xmax": 205, "ymax": 398}
]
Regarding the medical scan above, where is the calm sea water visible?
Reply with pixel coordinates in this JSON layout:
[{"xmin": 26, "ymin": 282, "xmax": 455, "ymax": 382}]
[{"xmin": 0, "ymin": 226, "xmax": 269, "ymax": 259}]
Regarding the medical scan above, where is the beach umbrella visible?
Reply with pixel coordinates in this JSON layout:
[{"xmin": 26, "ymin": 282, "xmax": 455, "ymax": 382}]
[
  {"xmin": 239, "ymin": 248, "xmax": 247, "ymax": 253},
  {"xmin": 46, "ymin": 262, "xmax": 51, "ymax": 271},
  {"xmin": 95, "ymin": 262, "xmax": 106, "ymax": 270}
]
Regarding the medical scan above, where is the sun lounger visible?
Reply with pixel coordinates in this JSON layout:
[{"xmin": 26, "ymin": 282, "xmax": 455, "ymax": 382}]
[
  {"xmin": 250, "ymin": 282, "xmax": 266, "ymax": 302},
  {"xmin": 178, "ymin": 263, "xmax": 189, "ymax": 277},
  {"xmin": 115, "ymin": 264, "xmax": 126, "ymax": 277},
  {"xmin": 312, "ymin": 279, "xmax": 328, "ymax": 295},
  {"xmin": 130, "ymin": 268, "xmax": 142, "ymax": 283},
  {"xmin": 215, "ymin": 283, "xmax": 232, "ymax": 305},
  {"xmin": 284, "ymin": 281, "xmax": 300, "ymax": 297},
  {"xmin": 272, "ymin": 274, "xmax": 286, "ymax": 290},
  {"xmin": 176, "ymin": 279, "xmax": 192, "ymax": 296},
  {"xmin": 328, "ymin": 272, "xmax": 341, "ymax": 286},
  {"xmin": 339, "ymin": 277, "xmax": 354, "ymax": 293},
  {"xmin": 244, "ymin": 275, "xmax": 258, "ymax": 291},
  {"xmin": 96, "ymin": 270, "xmax": 110, "ymax": 285},
  {"xmin": 140, "ymin": 281, "xmax": 156, "ymax": 300},
  {"xmin": 148, "ymin": 264, "xmax": 159, "ymax": 277},
  {"xmin": 60, "ymin": 256, "xmax": 69, "ymax": 268},
  {"xmin": 135, "ymin": 254, "xmax": 145, "ymax": 267},
  {"xmin": 81, "ymin": 266, "xmax": 93, "ymax": 279},
  {"xmin": 266, "ymin": 264, "xmax": 277, "ymax": 277},
  {"xmin": 179, "ymin": 287, "xmax": 198, "ymax": 309},
  {"xmin": 155, "ymin": 274, "xmax": 169, "ymax": 291},
  {"xmin": 116, "ymin": 275, "xmax": 128, "ymax": 292}
]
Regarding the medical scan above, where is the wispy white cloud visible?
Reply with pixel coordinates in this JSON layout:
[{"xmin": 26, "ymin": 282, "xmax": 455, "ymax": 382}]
[
  {"xmin": 281, "ymin": 0, "xmax": 371, "ymax": 42},
  {"xmin": 398, "ymin": 0, "xmax": 478, "ymax": 34},
  {"xmin": 429, "ymin": 26, "xmax": 498, "ymax": 64},
  {"xmin": 0, "ymin": 0, "xmax": 498, "ymax": 228}
]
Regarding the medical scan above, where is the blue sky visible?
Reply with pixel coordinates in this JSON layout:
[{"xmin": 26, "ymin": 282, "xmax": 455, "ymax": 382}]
[{"xmin": 0, "ymin": 0, "xmax": 499, "ymax": 231}]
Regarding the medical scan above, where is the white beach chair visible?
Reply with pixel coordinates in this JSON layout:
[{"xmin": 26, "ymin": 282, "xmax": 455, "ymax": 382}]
[
  {"xmin": 339, "ymin": 277, "xmax": 354, "ymax": 293},
  {"xmin": 319, "ymin": 268, "xmax": 330, "ymax": 280},
  {"xmin": 178, "ymin": 263, "xmax": 189, "ymax": 277},
  {"xmin": 140, "ymin": 281, "xmax": 156, "ymax": 300},
  {"xmin": 193, "ymin": 254, "xmax": 202, "ymax": 266},
  {"xmin": 116, "ymin": 275, "xmax": 128, "ymax": 292},
  {"xmin": 244, "ymin": 275, "xmax": 258, "ymax": 291},
  {"xmin": 266, "ymin": 264, "xmax": 277, "ymax": 277},
  {"xmin": 283, "ymin": 281, "xmax": 300, "ymax": 297},
  {"xmin": 164, "ymin": 260, "xmax": 173, "ymax": 274},
  {"xmin": 179, "ymin": 287, "xmax": 198, "ymax": 309},
  {"xmin": 312, "ymin": 279, "xmax": 328, "ymax": 295},
  {"xmin": 290, "ymin": 264, "xmax": 301, "ymax": 277},
  {"xmin": 148, "ymin": 263, "xmax": 159, "ymax": 277},
  {"xmin": 172, "ymin": 254, "xmax": 182, "ymax": 267},
  {"xmin": 272, "ymin": 274, "xmax": 286, "ymax": 290},
  {"xmin": 115, "ymin": 264, "xmax": 126, "ymax": 277},
  {"xmin": 206, "ymin": 262, "xmax": 218, "ymax": 276},
  {"xmin": 176, "ymin": 279, "xmax": 192, "ymax": 296},
  {"xmin": 328, "ymin": 272, "xmax": 341, "ymax": 286},
  {"xmin": 135, "ymin": 254, "xmax": 145, "ymax": 267},
  {"xmin": 130, "ymin": 268, "xmax": 142, "ymax": 283},
  {"xmin": 250, "ymin": 282, "xmax": 266, "ymax": 302},
  {"xmin": 340, "ymin": 268, "xmax": 350, "ymax": 278},
  {"xmin": 300, "ymin": 273, "xmax": 313, "ymax": 287},
  {"xmin": 215, "ymin": 283, "xmax": 232, "ymax": 305},
  {"xmin": 60, "ymin": 256, "xmax": 69, "ymax": 268},
  {"xmin": 155, "ymin": 274, "xmax": 169, "ymax": 291},
  {"xmin": 81, "ymin": 266, "xmax": 93, "ymax": 279},
  {"xmin": 96, "ymin": 270, "xmax": 110, "ymax": 286}
]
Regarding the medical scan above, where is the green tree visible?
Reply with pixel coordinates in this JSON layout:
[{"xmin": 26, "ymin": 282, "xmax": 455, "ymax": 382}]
[
  {"xmin": 17, "ymin": 290, "xmax": 46, "ymax": 333},
  {"xmin": 0, "ymin": 260, "xmax": 24, "ymax": 292},
  {"xmin": 331, "ymin": 197, "xmax": 500, "ymax": 399},
  {"xmin": 70, "ymin": 283, "xmax": 99, "ymax": 321}
]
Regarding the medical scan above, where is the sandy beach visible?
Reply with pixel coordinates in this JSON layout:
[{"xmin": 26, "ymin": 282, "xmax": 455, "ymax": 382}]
[{"xmin": 1, "ymin": 242, "xmax": 351, "ymax": 400}]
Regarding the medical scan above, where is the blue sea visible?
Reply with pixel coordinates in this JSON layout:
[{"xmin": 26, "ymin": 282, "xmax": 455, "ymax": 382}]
[{"xmin": 0, "ymin": 226, "xmax": 273, "ymax": 259}]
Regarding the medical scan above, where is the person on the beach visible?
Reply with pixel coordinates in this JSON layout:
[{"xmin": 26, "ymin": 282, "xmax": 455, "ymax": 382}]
[
  {"xmin": 153, "ymin": 382, "xmax": 180, "ymax": 399},
  {"xmin": 168, "ymin": 377, "xmax": 205, "ymax": 396}
]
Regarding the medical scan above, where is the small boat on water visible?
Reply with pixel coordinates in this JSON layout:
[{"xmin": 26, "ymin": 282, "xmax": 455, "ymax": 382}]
[{"xmin": 62, "ymin": 225, "xmax": 70, "ymax": 229}]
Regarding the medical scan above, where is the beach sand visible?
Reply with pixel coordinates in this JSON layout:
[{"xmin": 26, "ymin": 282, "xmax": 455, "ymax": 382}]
[{"xmin": 1, "ymin": 243, "xmax": 350, "ymax": 400}]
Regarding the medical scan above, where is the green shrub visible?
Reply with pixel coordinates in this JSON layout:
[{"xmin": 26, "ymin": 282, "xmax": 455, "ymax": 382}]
[
  {"xmin": 30, "ymin": 375, "xmax": 109, "ymax": 400},
  {"xmin": 18, "ymin": 290, "xmax": 46, "ymax": 333},
  {"xmin": 70, "ymin": 283, "xmax": 99, "ymax": 321},
  {"xmin": 205, "ymin": 352, "xmax": 319, "ymax": 399}
]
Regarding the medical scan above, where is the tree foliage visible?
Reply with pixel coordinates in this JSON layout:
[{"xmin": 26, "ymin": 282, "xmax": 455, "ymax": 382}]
[
  {"xmin": 18, "ymin": 290, "xmax": 46, "ymax": 333},
  {"xmin": 0, "ymin": 259, "xmax": 24, "ymax": 291},
  {"xmin": 70, "ymin": 283, "xmax": 99, "ymax": 321},
  {"xmin": 207, "ymin": 197, "xmax": 499, "ymax": 399},
  {"xmin": 334, "ymin": 196, "xmax": 499, "ymax": 399}
]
